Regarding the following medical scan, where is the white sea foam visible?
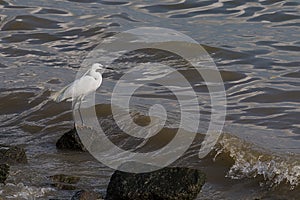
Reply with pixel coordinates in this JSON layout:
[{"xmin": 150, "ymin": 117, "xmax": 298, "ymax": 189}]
[
  {"xmin": 216, "ymin": 134, "xmax": 300, "ymax": 188},
  {"xmin": 0, "ymin": 183, "xmax": 55, "ymax": 200}
]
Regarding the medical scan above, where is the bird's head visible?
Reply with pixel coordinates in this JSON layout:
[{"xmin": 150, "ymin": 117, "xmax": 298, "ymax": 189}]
[
  {"xmin": 91, "ymin": 63, "xmax": 104, "ymax": 72},
  {"xmin": 90, "ymin": 63, "xmax": 113, "ymax": 74}
]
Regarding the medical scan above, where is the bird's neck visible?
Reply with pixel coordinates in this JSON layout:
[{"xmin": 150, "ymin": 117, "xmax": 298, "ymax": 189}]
[{"xmin": 89, "ymin": 70, "xmax": 101, "ymax": 80}]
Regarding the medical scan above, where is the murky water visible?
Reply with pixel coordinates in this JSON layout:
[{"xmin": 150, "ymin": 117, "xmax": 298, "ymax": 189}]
[{"xmin": 0, "ymin": 0, "xmax": 299, "ymax": 199}]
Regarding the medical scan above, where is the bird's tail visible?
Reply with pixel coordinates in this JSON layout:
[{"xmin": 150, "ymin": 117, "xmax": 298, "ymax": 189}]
[
  {"xmin": 50, "ymin": 84, "xmax": 70, "ymax": 102},
  {"xmin": 50, "ymin": 90, "xmax": 62, "ymax": 102}
]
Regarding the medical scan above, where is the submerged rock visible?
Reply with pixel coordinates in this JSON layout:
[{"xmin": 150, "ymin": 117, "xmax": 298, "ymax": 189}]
[
  {"xmin": 0, "ymin": 145, "xmax": 27, "ymax": 164},
  {"xmin": 50, "ymin": 174, "xmax": 80, "ymax": 190},
  {"xmin": 56, "ymin": 128, "xmax": 85, "ymax": 151},
  {"xmin": 71, "ymin": 190, "xmax": 103, "ymax": 200},
  {"xmin": 106, "ymin": 167, "xmax": 206, "ymax": 200},
  {"xmin": 50, "ymin": 174, "xmax": 80, "ymax": 184},
  {"xmin": 0, "ymin": 164, "xmax": 9, "ymax": 183}
]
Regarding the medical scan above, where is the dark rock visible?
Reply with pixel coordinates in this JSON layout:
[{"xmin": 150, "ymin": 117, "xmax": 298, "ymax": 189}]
[
  {"xmin": 71, "ymin": 190, "xmax": 103, "ymax": 200},
  {"xmin": 106, "ymin": 167, "xmax": 206, "ymax": 200},
  {"xmin": 0, "ymin": 145, "xmax": 27, "ymax": 164},
  {"xmin": 0, "ymin": 164, "xmax": 9, "ymax": 183},
  {"xmin": 56, "ymin": 128, "xmax": 85, "ymax": 151}
]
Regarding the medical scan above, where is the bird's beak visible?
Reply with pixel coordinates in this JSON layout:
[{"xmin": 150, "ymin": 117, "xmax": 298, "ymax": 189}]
[
  {"xmin": 96, "ymin": 66, "xmax": 114, "ymax": 74},
  {"xmin": 103, "ymin": 67, "xmax": 114, "ymax": 73}
]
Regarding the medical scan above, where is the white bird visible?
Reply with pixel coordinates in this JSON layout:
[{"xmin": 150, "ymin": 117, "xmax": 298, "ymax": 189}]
[{"xmin": 51, "ymin": 63, "xmax": 104, "ymax": 124}]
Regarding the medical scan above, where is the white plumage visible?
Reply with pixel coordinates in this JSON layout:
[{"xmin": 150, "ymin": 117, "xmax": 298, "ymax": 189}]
[
  {"xmin": 51, "ymin": 63, "xmax": 103, "ymax": 103},
  {"xmin": 51, "ymin": 63, "xmax": 104, "ymax": 125}
]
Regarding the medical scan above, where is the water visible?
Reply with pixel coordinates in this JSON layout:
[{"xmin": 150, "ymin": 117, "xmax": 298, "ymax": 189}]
[{"xmin": 0, "ymin": 0, "xmax": 299, "ymax": 199}]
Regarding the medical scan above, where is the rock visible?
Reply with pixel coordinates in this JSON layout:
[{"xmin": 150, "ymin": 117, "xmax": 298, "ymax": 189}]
[
  {"xmin": 0, "ymin": 145, "xmax": 27, "ymax": 164},
  {"xmin": 56, "ymin": 128, "xmax": 85, "ymax": 151},
  {"xmin": 106, "ymin": 167, "xmax": 206, "ymax": 200},
  {"xmin": 0, "ymin": 164, "xmax": 9, "ymax": 183},
  {"xmin": 71, "ymin": 190, "xmax": 103, "ymax": 200},
  {"xmin": 52, "ymin": 183, "xmax": 77, "ymax": 190},
  {"xmin": 50, "ymin": 174, "xmax": 80, "ymax": 184},
  {"xmin": 0, "ymin": 145, "xmax": 27, "ymax": 184},
  {"xmin": 50, "ymin": 174, "xmax": 80, "ymax": 190}
]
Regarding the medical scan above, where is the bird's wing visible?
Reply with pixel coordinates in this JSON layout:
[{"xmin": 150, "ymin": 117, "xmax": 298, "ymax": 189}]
[
  {"xmin": 50, "ymin": 81, "xmax": 75, "ymax": 102},
  {"xmin": 72, "ymin": 75, "xmax": 99, "ymax": 95},
  {"xmin": 50, "ymin": 75, "xmax": 98, "ymax": 102}
]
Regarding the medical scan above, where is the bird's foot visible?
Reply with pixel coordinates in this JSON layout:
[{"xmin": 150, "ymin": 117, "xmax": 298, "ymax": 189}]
[{"xmin": 76, "ymin": 123, "xmax": 95, "ymax": 131}]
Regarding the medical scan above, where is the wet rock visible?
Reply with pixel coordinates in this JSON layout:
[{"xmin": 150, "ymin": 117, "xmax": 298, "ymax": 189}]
[
  {"xmin": 52, "ymin": 183, "xmax": 77, "ymax": 190},
  {"xmin": 50, "ymin": 174, "xmax": 80, "ymax": 190},
  {"xmin": 0, "ymin": 164, "xmax": 9, "ymax": 183},
  {"xmin": 50, "ymin": 174, "xmax": 80, "ymax": 184},
  {"xmin": 106, "ymin": 167, "xmax": 206, "ymax": 200},
  {"xmin": 0, "ymin": 145, "xmax": 27, "ymax": 164},
  {"xmin": 71, "ymin": 190, "xmax": 103, "ymax": 200},
  {"xmin": 56, "ymin": 128, "xmax": 85, "ymax": 151}
]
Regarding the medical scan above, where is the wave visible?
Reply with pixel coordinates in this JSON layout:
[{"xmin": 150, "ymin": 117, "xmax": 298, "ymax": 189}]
[{"xmin": 215, "ymin": 133, "xmax": 300, "ymax": 188}]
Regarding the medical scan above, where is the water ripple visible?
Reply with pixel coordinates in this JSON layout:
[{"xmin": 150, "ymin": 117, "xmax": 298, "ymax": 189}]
[
  {"xmin": 0, "ymin": 0, "xmax": 299, "ymax": 198},
  {"xmin": 2, "ymin": 15, "xmax": 62, "ymax": 31}
]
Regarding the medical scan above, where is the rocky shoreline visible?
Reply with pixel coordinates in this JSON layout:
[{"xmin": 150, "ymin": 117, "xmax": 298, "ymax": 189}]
[{"xmin": 0, "ymin": 128, "xmax": 206, "ymax": 200}]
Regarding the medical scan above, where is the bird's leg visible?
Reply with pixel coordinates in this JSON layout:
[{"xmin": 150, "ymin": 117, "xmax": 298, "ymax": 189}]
[
  {"xmin": 78, "ymin": 96, "xmax": 84, "ymax": 126},
  {"xmin": 71, "ymin": 98, "xmax": 77, "ymax": 111},
  {"xmin": 72, "ymin": 97, "xmax": 84, "ymax": 127}
]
